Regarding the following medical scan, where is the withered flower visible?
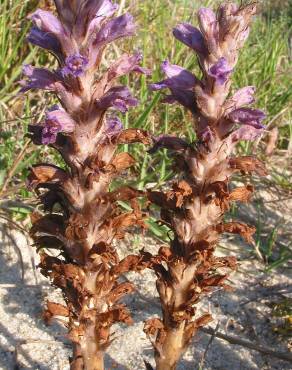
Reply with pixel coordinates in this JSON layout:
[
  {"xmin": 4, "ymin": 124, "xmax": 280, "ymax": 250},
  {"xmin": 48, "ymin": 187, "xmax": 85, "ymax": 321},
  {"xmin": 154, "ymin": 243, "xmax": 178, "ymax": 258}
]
[{"xmin": 22, "ymin": 1, "xmax": 150, "ymax": 369}]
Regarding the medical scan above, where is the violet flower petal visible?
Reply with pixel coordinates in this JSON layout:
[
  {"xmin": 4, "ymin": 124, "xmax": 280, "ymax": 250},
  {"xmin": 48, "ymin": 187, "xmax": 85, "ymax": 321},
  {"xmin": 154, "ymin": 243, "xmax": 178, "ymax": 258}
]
[
  {"xmin": 198, "ymin": 126, "xmax": 214, "ymax": 142},
  {"xmin": 198, "ymin": 7, "xmax": 219, "ymax": 52},
  {"xmin": 27, "ymin": 26, "xmax": 62, "ymax": 56},
  {"xmin": 29, "ymin": 9, "xmax": 75, "ymax": 55},
  {"xmin": 41, "ymin": 106, "xmax": 75, "ymax": 145},
  {"xmin": 150, "ymin": 60, "xmax": 197, "ymax": 91},
  {"xmin": 19, "ymin": 65, "xmax": 65, "ymax": 92},
  {"xmin": 41, "ymin": 127, "xmax": 58, "ymax": 145},
  {"xmin": 85, "ymin": 0, "xmax": 119, "ymax": 36},
  {"xmin": 162, "ymin": 89, "xmax": 196, "ymax": 113},
  {"xmin": 108, "ymin": 53, "xmax": 151, "ymax": 81},
  {"xmin": 208, "ymin": 57, "xmax": 233, "ymax": 85},
  {"xmin": 61, "ymin": 53, "xmax": 89, "ymax": 77},
  {"xmin": 105, "ymin": 116, "xmax": 123, "ymax": 134},
  {"xmin": 228, "ymin": 107, "xmax": 266, "ymax": 129},
  {"xmin": 96, "ymin": 86, "xmax": 138, "ymax": 113},
  {"xmin": 89, "ymin": 13, "xmax": 136, "ymax": 66},
  {"xmin": 46, "ymin": 107, "xmax": 76, "ymax": 133},
  {"xmin": 198, "ymin": 7, "xmax": 218, "ymax": 39},
  {"xmin": 29, "ymin": 9, "xmax": 65, "ymax": 35},
  {"xmin": 229, "ymin": 86, "xmax": 255, "ymax": 108},
  {"xmin": 173, "ymin": 23, "xmax": 207, "ymax": 55},
  {"xmin": 93, "ymin": 13, "xmax": 136, "ymax": 48},
  {"xmin": 230, "ymin": 126, "xmax": 264, "ymax": 143},
  {"xmin": 198, "ymin": 7, "xmax": 217, "ymax": 33}
]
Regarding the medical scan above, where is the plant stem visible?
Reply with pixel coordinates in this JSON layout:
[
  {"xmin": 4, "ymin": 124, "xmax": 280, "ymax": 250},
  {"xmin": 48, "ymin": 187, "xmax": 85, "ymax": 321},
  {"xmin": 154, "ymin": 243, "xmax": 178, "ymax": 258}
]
[{"xmin": 155, "ymin": 324, "xmax": 185, "ymax": 370}]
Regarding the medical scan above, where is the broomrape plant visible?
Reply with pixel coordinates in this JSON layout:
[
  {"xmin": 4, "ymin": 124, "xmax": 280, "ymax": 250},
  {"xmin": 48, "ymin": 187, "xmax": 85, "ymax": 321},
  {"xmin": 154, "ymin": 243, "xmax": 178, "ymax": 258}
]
[
  {"xmin": 22, "ymin": 1, "xmax": 152, "ymax": 369},
  {"xmin": 143, "ymin": 2, "xmax": 267, "ymax": 370},
  {"xmin": 21, "ymin": 1, "xmax": 267, "ymax": 370}
]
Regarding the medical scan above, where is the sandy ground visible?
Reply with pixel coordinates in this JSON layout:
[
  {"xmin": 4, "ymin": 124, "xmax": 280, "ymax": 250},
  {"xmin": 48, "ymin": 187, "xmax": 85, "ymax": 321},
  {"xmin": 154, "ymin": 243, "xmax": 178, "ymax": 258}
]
[{"xmin": 0, "ymin": 186, "xmax": 291, "ymax": 369}]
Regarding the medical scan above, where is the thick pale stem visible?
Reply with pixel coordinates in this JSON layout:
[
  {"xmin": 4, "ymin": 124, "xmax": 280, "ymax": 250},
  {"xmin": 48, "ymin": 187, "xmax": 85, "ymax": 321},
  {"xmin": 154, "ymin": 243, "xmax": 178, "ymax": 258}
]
[
  {"xmin": 80, "ymin": 325, "xmax": 105, "ymax": 370},
  {"xmin": 155, "ymin": 324, "xmax": 186, "ymax": 370},
  {"xmin": 70, "ymin": 331, "xmax": 105, "ymax": 370}
]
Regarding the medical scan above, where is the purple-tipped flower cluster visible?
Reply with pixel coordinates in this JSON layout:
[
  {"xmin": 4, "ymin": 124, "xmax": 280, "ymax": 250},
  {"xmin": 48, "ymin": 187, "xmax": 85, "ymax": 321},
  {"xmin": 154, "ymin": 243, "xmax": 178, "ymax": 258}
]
[
  {"xmin": 151, "ymin": 2, "xmax": 265, "ymax": 142},
  {"xmin": 23, "ymin": 0, "xmax": 150, "ymax": 146}
]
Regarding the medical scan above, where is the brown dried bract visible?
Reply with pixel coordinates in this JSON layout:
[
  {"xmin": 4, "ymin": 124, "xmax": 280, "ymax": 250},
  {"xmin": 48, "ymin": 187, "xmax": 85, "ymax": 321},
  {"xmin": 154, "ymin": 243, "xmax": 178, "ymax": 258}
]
[
  {"xmin": 43, "ymin": 302, "xmax": 69, "ymax": 324},
  {"xmin": 116, "ymin": 128, "xmax": 151, "ymax": 145},
  {"xmin": 216, "ymin": 221, "xmax": 256, "ymax": 244},
  {"xmin": 229, "ymin": 156, "xmax": 267, "ymax": 176}
]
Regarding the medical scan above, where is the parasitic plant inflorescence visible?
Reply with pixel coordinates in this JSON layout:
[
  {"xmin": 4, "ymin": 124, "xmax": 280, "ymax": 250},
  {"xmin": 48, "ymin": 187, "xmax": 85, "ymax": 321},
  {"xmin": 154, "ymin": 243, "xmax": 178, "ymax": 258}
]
[
  {"xmin": 22, "ymin": 1, "xmax": 151, "ymax": 369},
  {"xmin": 143, "ymin": 3, "xmax": 267, "ymax": 369}
]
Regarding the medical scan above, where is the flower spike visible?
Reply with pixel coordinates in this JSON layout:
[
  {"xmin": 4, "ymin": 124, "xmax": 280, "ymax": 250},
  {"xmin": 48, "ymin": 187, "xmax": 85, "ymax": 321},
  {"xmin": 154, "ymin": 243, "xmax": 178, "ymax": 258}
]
[
  {"xmin": 21, "ymin": 1, "xmax": 150, "ymax": 369},
  {"xmin": 146, "ymin": 4, "xmax": 266, "ymax": 369}
]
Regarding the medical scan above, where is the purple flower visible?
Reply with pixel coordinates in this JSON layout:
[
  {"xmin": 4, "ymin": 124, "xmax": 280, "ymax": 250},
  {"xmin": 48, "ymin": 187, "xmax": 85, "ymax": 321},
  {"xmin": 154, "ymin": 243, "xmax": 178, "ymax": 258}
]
[
  {"xmin": 19, "ymin": 65, "xmax": 65, "ymax": 92},
  {"xmin": 105, "ymin": 116, "xmax": 123, "ymax": 134},
  {"xmin": 198, "ymin": 7, "xmax": 219, "ymax": 52},
  {"xmin": 41, "ymin": 106, "xmax": 75, "ymax": 144},
  {"xmin": 108, "ymin": 53, "xmax": 151, "ymax": 81},
  {"xmin": 230, "ymin": 126, "xmax": 263, "ymax": 143},
  {"xmin": 94, "ymin": 0, "xmax": 118, "ymax": 18},
  {"xmin": 83, "ymin": 0, "xmax": 119, "ymax": 37},
  {"xmin": 96, "ymin": 86, "xmax": 138, "ymax": 113},
  {"xmin": 198, "ymin": 8, "xmax": 217, "ymax": 32},
  {"xmin": 88, "ymin": 13, "xmax": 136, "ymax": 67},
  {"xmin": 173, "ymin": 23, "xmax": 207, "ymax": 55},
  {"xmin": 148, "ymin": 135, "xmax": 189, "ymax": 154},
  {"xmin": 228, "ymin": 86, "xmax": 255, "ymax": 109},
  {"xmin": 29, "ymin": 9, "xmax": 65, "ymax": 35},
  {"xmin": 208, "ymin": 58, "xmax": 233, "ymax": 85},
  {"xmin": 61, "ymin": 54, "xmax": 89, "ymax": 77},
  {"xmin": 94, "ymin": 13, "xmax": 136, "ymax": 45},
  {"xmin": 199, "ymin": 126, "xmax": 214, "ymax": 143},
  {"xmin": 162, "ymin": 90, "xmax": 196, "ymax": 113},
  {"xmin": 149, "ymin": 61, "xmax": 197, "ymax": 113},
  {"xmin": 27, "ymin": 26, "xmax": 62, "ymax": 56},
  {"xmin": 150, "ymin": 61, "xmax": 197, "ymax": 91},
  {"xmin": 29, "ymin": 9, "xmax": 74, "ymax": 55},
  {"xmin": 228, "ymin": 108, "xmax": 266, "ymax": 129},
  {"xmin": 238, "ymin": 27, "xmax": 250, "ymax": 48}
]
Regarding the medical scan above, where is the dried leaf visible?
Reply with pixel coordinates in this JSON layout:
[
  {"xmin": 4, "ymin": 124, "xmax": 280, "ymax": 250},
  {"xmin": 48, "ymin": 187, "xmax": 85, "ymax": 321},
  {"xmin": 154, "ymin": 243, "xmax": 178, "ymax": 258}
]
[
  {"xmin": 43, "ymin": 301, "xmax": 69, "ymax": 324},
  {"xmin": 116, "ymin": 128, "xmax": 151, "ymax": 145},
  {"xmin": 144, "ymin": 318, "xmax": 164, "ymax": 336},
  {"xmin": 108, "ymin": 282, "xmax": 135, "ymax": 304},
  {"xmin": 107, "ymin": 152, "xmax": 136, "ymax": 172},
  {"xmin": 106, "ymin": 186, "xmax": 144, "ymax": 202},
  {"xmin": 228, "ymin": 185, "xmax": 253, "ymax": 202},
  {"xmin": 98, "ymin": 305, "xmax": 133, "ymax": 326},
  {"xmin": 89, "ymin": 242, "xmax": 119, "ymax": 265},
  {"xmin": 30, "ymin": 214, "xmax": 65, "ymax": 236},
  {"xmin": 265, "ymin": 127, "xmax": 278, "ymax": 156},
  {"xmin": 28, "ymin": 164, "xmax": 68, "ymax": 189},
  {"xmin": 168, "ymin": 180, "xmax": 193, "ymax": 207},
  {"xmin": 112, "ymin": 212, "xmax": 137, "ymax": 233},
  {"xmin": 201, "ymin": 274, "xmax": 227, "ymax": 287},
  {"xmin": 229, "ymin": 156, "xmax": 267, "ymax": 176},
  {"xmin": 217, "ymin": 222, "xmax": 256, "ymax": 244},
  {"xmin": 194, "ymin": 313, "xmax": 213, "ymax": 328}
]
